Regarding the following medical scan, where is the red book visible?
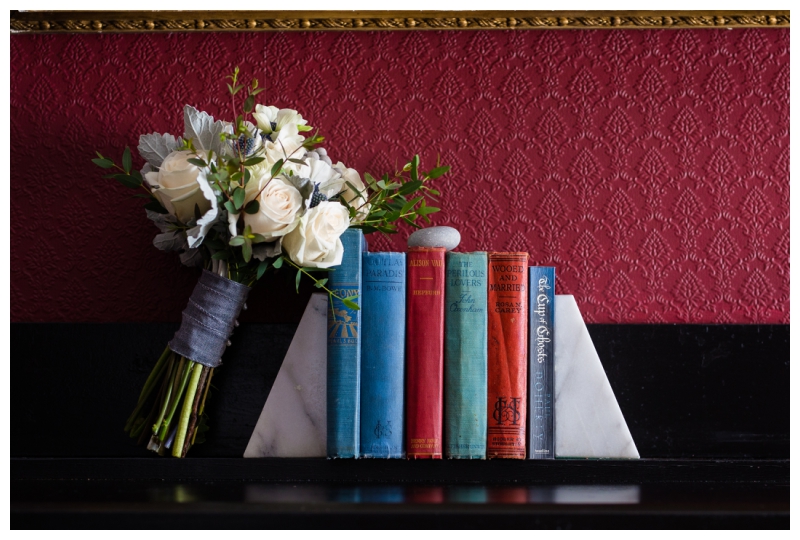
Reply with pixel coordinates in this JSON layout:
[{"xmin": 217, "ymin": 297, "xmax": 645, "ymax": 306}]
[
  {"xmin": 406, "ymin": 247, "xmax": 446, "ymax": 459},
  {"xmin": 487, "ymin": 252, "xmax": 529, "ymax": 459}
]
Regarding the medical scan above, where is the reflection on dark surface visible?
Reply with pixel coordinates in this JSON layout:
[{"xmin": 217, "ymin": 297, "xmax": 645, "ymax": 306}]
[{"xmin": 16, "ymin": 480, "xmax": 787, "ymax": 508}]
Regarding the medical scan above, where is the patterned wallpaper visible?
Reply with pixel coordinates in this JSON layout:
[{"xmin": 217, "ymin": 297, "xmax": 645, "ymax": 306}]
[{"xmin": 10, "ymin": 29, "xmax": 789, "ymax": 323}]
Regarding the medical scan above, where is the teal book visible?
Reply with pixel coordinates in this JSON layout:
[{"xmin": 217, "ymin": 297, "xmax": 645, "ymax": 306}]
[
  {"xmin": 327, "ymin": 228, "xmax": 365, "ymax": 458},
  {"xmin": 444, "ymin": 251, "xmax": 488, "ymax": 459},
  {"xmin": 360, "ymin": 252, "xmax": 406, "ymax": 458},
  {"xmin": 528, "ymin": 266, "xmax": 555, "ymax": 459}
]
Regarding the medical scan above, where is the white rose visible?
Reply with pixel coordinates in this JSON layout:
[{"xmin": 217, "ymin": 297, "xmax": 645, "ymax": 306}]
[
  {"xmin": 282, "ymin": 201, "xmax": 349, "ymax": 268},
  {"xmin": 243, "ymin": 176, "xmax": 304, "ymax": 242},
  {"xmin": 144, "ymin": 150, "xmax": 213, "ymax": 224},
  {"xmin": 333, "ymin": 162, "xmax": 370, "ymax": 222}
]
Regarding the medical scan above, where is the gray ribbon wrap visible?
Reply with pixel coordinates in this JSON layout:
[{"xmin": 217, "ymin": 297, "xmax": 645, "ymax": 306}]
[{"xmin": 169, "ymin": 270, "xmax": 251, "ymax": 368}]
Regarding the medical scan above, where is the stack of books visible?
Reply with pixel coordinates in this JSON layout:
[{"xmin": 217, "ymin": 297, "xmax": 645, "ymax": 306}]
[{"xmin": 327, "ymin": 229, "xmax": 556, "ymax": 460}]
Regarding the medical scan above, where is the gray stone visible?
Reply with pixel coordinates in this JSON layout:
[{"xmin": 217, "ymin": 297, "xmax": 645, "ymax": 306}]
[{"xmin": 407, "ymin": 226, "xmax": 461, "ymax": 250}]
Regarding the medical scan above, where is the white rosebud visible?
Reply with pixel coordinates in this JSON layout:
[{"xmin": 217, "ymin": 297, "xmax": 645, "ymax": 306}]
[
  {"xmin": 282, "ymin": 201, "xmax": 349, "ymax": 268},
  {"xmin": 243, "ymin": 175, "xmax": 304, "ymax": 242},
  {"xmin": 144, "ymin": 150, "xmax": 213, "ymax": 224}
]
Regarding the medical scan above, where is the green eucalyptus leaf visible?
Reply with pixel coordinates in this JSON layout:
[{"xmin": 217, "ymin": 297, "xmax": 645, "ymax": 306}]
[
  {"xmin": 233, "ymin": 188, "xmax": 246, "ymax": 209},
  {"xmin": 295, "ymin": 269, "xmax": 302, "ymax": 292},
  {"xmin": 314, "ymin": 278, "xmax": 328, "ymax": 288},
  {"xmin": 242, "ymin": 240, "xmax": 252, "ymax": 262},
  {"xmin": 92, "ymin": 158, "xmax": 115, "ymax": 169},
  {"xmin": 244, "ymin": 200, "xmax": 260, "ymax": 214},
  {"xmin": 211, "ymin": 251, "xmax": 229, "ymax": 260},
  {"xmin": 122, "ymin": 147, "xmax": 132, "ymax": 174},
  {"xmin": 243, "ymin": 94, "xmax": 255, "ymax": 113},
  {"xmin": 243, "ymin": 156, "xmax": 265, "ymax": 166},
  {"xmin": 273, "ymin": 256, "xmax": 284, "ymax": 269},
  {"xmin": 187, "ymin": 158, "xmax": 207, "ymax": 168},
  {"xmin": 398, "ymin": 180, "xmax": 423, "ymax": 196},
  {"xmin": 426, "ymin": 166, "xmax": 450, "ymax": 179},
  {"xmin": 257, "ymin": 259, "xmax": 270, "ymax": 279},
  {"xmin": 224, "ymin": 200, "xmax": 238, "ymax": 215},
  {"xmin": 271, "ymin": 159, "xmax": 284, "ymax": 178},
  {"xmin": 342, "ymin": 296, "xmax": 360, "ymax": 311},
  {"xmin": 114, "ymin": 174, "xmax": 141, "ymax": 189}
]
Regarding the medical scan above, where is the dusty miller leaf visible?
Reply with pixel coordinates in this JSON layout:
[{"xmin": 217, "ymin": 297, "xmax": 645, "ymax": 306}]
[
  {"xmin": 138, "ymin": 133, "xmax": 183, "ymax": 169},
  {"xmin": 183, "ymin": 105, "xmax": 228, "ymax": 155},
  {"xmin": 153, "ymin": 231, "xmax": 185, "ymax": 252},
  {"xmin": 180, "ymin": 248, "xmax": 204, "ymax": 268},
  {"xmin": 252, "ymin": 240, "xmax": 282, "ymax": 261},
  {"xmin": 146, "ymin": 209, "xmax": 177, "ymax": 233}
]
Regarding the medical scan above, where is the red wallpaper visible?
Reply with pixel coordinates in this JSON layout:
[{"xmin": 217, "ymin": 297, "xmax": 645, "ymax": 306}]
[{"xmin": 10, "ymin": 29, "xmax": 789, "ymax": 323}]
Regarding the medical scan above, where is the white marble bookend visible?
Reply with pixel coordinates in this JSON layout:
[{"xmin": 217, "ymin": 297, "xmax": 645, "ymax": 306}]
[
  {"xmin": 244, "ymin": 293, "xmax": 328, "ymax": 458},
  {"xmin": 554, "ymin": 295, "xmax": 639, "ymax": 459}
]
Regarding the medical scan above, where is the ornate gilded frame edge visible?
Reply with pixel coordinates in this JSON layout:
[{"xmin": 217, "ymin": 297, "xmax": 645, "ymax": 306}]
[{"xmin": 10, "ymin": 10, "xmax": 790, "ymax": 33}]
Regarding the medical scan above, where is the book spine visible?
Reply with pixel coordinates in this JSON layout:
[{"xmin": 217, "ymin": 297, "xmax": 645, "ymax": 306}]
[
  {"xmin": 528, "ymin": 266, "xmax": 555, "ymax": 460},
  {"xmin": 406, "ymin": 247, "xmax": 446, "ymax": 459},
  {"xmin": 444, "ymin": 251, "xmax": 488, "ymax": 459},
  {"xmin": 486, "ymin": 252, "xmax": 529, "ymax": 459},
  {"xmin": 360, "ymin": 252, "xmax": 406, "ymax": 458},
  {"xmin": 326, "ymin": 229, "xmax": 365, "ymax": 458}
]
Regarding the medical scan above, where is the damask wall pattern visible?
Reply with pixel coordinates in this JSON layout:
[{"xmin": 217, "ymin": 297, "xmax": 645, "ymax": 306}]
[{"xmin": 10, "ymin": 29, "xmax": 789, "ymax": 323}]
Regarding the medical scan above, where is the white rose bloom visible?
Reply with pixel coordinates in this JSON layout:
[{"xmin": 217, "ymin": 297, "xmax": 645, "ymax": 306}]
[
  {"xmin": 252, "ymin": 105, "xmax": 309, "ymax": 135},
  {"xmin": 144, "ymin": 150, "xmax": 214, "ymax": 225},
  {"xmin": 243, "ymin": 176, "xmax": 304, "ymax": 242},
  {"xmin": 333, "ymin": 162, "xmax": 371, "ymax": 222},
  {"xmin": 282, "ymin": 201, "xmax": 349, "ymax": 268}
]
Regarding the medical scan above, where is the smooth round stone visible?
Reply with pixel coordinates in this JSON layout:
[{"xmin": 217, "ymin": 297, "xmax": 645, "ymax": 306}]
[{"xmin": 407, "ymin": 226, "xmax": 461, "ymax": 250}]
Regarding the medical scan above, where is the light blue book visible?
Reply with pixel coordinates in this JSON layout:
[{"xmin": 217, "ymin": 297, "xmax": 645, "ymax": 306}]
[
  {"xmin": 444, "ymin": 251, "xmax": 488, "ymax": 459},
  {"xmin": 360, "ymin": 252, "xmax": 405, "ymax": 458},
  {"xmin": 327, "ymin": 229, "xmax": 365, "ymax": 458}
]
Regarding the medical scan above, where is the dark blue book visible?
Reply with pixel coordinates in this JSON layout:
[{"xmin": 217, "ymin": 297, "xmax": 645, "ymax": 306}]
[
  {"xmin": 528, "ymin": 266, "xmax": 555, "ymax": 459},
  {"xmin": 360, "ymin": 252, "xmax": 406, "ymax": 458},
  {"xmin": 327, "ymin": 229, "xmax": 365, "ymax": 458},
  {"xmin": 444, "ymin": 252, "xmax": 488, "ymax": 459}
]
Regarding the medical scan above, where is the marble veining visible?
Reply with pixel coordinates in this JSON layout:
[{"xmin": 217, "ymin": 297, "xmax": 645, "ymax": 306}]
[
  {"xmin": 244, "ymin": 293, "xmax": 328, "ymax": 458},
  {"xmin": 555, "ymin": 295, "xmax": 639, "ymax": 459}
]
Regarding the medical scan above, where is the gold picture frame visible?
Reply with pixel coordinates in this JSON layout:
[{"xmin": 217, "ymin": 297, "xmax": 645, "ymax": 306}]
[{"xmin": 10, "ymin": 10, "xmax": 790, "ymax": 33}]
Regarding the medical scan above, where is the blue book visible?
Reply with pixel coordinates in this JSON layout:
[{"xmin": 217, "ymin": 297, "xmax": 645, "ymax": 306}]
[
  {"xmin": 528, "ymin": 266, "xmax": 555, "ymax": 459},
  {"xmin": 327, "ymin": 228, "xmax": 365, "ymax": 458},
  {"xmin": 360, "ymin": 252, "xmax": 406, "ymax": 458},
  {"xmin": 444, "ymin": 251, "xmax": 488, "ymax": 459}
]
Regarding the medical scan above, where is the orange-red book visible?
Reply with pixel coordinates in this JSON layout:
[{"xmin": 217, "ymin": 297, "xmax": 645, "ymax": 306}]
[{"xmin": 486, "ymin": 252, "xmax": 529, "ymax": 459}]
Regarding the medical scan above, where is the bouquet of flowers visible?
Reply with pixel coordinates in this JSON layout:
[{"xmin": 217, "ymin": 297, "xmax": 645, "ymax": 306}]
[{"xmin": 93, "ymin": 68, "xmax": 448, "ymax": 457}]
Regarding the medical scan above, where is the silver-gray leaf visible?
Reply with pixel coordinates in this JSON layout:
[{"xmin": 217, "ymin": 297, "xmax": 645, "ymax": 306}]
[
  {"xmin": 180, "ymin": 248, "xmax": 204, "ymax": 268},
  {"xmin": 153, "ymin": 231, "xmax": 185, "ymax": 252},
  {"xmin": 145, "ymin": 209, "xmax": 177, "ymax": 233},
  {"xmin": 253, "ymin": 240, "xmax": 282, "ymax": 261},
  {"xmin": 183, "ymin": 105, "xmax": 228, "ymax": 155},
  {"xmin": 138, "ymin": 132, "xmax": 183, "ymax": 168}
]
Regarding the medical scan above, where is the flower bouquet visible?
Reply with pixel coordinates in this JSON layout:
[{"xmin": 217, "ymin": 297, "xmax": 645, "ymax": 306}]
[{"xmin": 93, "ymin": 68, "xmax": 448, "ymax": 457}]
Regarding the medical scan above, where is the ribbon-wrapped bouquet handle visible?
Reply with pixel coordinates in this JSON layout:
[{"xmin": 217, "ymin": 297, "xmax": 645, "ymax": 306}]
[
  {"xmin": 169, "ymin": 270, "xmax": 250, "ymax": 368},
  {"xmin": 124, "ymin": 271, "xmax": 250, "ymax": 458}
]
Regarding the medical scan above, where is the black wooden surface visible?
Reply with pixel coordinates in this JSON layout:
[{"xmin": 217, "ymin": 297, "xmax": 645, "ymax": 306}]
[{"xmin": 10, "ymin": 323, "xmax": 789, "ymax": 459}]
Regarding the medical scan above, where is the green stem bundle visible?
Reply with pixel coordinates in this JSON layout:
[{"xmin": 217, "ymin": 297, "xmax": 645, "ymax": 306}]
[{"xmin": 124, "ymin": 348, "xmax": 215, "ymax": 458}]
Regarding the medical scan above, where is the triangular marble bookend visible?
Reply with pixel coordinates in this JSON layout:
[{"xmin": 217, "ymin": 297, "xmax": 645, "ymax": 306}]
[
  {"xmin": 244, "ymin": 293, "xmax": 328, "ymax": 458},
  {"xmin": 555, "ymin": 295, "xmax": 639, "ymax": 459},
  {"xmin": 245, "ymin": 294, "xmax": 639, "ymax": 459}
]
